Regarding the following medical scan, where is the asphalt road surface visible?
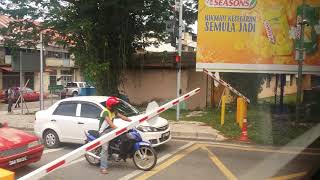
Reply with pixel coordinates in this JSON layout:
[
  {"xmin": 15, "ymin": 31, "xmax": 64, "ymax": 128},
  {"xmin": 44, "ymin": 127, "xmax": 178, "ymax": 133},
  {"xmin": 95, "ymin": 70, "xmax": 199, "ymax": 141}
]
[{"xmin": 13, "ymin": 139, "xmax": 320, "ymax": 180}]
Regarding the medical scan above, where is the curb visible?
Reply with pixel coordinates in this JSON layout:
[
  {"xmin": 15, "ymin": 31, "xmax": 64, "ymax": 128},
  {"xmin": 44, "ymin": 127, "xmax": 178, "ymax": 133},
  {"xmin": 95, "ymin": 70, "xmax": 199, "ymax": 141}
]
[
  {"xmin": 9, "ymin": 126, "xmax": 34, "ymax": 131},
  {"xmin": 172, "ymin": 136, "xmax": 222, "ymax": 142}
]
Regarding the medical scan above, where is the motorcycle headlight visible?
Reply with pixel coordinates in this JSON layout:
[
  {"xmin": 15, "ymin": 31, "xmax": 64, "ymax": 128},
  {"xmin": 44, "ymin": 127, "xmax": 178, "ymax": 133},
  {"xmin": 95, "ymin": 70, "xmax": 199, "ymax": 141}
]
[
  {"xmin": 137, "ymin": 126, "xmax": 157, "ymax": 132},
  {"xmin": 28, "ymin": 140, "xmax": 41, "ymax": 149}
]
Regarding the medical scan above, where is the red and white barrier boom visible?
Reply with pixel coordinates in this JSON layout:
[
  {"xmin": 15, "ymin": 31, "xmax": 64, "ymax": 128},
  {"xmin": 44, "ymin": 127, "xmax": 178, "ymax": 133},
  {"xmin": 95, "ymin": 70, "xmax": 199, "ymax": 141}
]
[
  {"xmin": 203, "ymin": 69, "xmax": 250, "ymax": 103},
  {"xmin": 19, "ymin": 88, "xmax": 200, "ymax": 180}
]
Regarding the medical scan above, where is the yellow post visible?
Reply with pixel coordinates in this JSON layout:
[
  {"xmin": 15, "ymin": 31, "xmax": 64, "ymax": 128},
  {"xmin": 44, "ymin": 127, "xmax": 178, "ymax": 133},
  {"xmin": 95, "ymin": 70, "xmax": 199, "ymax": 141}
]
[
  {"xmin": 0, "ymin": 168, "xmax": 15, "ymax": 180},
  {"xmin": 221, "ymin": 95, "xmax": 226, "ymax": 126},
  {"xmin": 238, "ymin": 98, "xmax": 244, "ymax": 129}
]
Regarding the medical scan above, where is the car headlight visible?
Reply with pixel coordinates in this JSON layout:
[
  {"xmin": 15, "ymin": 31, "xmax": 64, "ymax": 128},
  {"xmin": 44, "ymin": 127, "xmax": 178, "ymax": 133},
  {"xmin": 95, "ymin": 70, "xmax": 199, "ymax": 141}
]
[
  {"xmin": 137, "ymin": 126, "xmax": 157, "ymax": 132},
  {"xmin": 28, "ymin": 140, "xmax": 41, "ymax": 149}
]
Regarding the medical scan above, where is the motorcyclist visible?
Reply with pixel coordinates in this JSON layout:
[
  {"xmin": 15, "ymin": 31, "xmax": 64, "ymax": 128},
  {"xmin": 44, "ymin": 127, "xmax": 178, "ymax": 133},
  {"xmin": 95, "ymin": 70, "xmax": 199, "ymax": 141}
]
[{"xmin": 99, "ymin": 96, "xmax": 132, "ymax": 174}]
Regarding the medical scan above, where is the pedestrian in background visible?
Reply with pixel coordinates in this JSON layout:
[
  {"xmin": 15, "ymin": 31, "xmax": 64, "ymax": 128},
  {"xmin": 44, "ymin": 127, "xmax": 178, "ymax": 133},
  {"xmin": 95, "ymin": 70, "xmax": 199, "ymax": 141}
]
[{"xmin": 7, "ymin": 87, "xmax": 14, "ymax": 113}]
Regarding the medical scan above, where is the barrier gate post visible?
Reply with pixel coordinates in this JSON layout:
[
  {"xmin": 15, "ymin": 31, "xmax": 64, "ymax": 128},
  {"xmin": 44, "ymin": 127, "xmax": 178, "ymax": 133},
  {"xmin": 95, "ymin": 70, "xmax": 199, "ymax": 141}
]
[{"xmin": 19, "ymin": 88, "xmax": 200, "ymax": 180}]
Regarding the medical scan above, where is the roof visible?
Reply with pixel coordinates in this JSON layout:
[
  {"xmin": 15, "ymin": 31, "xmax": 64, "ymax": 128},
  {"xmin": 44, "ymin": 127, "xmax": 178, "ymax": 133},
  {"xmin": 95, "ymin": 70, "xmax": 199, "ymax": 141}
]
[
  {"xmin": 61, "ymin": 96, "xmax": 110, "ymax": 104},
  {"xmin": 0, "ymin": 15, "xmax": 13, "ymax": 28},
  {"xmin": 0, "ymin": 15, "xmax": 73, "ymax": 48}
]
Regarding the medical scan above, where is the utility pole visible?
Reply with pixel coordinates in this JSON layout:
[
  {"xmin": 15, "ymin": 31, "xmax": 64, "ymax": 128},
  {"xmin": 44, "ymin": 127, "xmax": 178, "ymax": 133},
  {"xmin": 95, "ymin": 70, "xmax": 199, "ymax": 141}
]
[
  {"xmin": 176, "ymin": 0, "xmax": 183, "ymax": 121},
  {"xmin": 296, "ymin": 1, "xmax": 306, "ymax": 122},
  {"xmin": 20, "ymin": 50, "xmax": 23, "ymax": 114},
  {"xmin": 40, "ymin": 32, "xmax": 44, "ymax": 110}
]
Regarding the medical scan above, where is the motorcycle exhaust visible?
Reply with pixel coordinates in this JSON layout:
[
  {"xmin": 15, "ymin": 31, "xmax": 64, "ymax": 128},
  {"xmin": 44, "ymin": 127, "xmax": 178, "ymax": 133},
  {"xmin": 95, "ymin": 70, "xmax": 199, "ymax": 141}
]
[{"xmin": 86, "ymin": 151, "xmax": 101, "ymax": 160}]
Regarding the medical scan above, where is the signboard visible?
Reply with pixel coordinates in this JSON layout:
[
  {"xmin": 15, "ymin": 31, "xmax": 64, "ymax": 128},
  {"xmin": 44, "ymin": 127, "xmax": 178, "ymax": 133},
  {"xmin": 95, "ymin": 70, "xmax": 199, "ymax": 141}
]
[
  {"xmin": 12, "ymin": 51, "xmax": 43, "ymax": 72},
  {"xmin": 196, "ymin": 0, "xmax": 320, "ymax": 74}
]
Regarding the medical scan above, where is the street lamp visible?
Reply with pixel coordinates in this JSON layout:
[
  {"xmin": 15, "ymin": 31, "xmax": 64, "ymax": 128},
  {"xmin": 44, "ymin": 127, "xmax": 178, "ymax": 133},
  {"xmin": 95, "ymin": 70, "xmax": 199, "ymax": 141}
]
[
  {"xmin": 176, "ymin": 0, "xmax": 183, "ymax": 121},
  {"xmin": 40, "ymin": 32, "xmax": 44, "ymax": 110}
]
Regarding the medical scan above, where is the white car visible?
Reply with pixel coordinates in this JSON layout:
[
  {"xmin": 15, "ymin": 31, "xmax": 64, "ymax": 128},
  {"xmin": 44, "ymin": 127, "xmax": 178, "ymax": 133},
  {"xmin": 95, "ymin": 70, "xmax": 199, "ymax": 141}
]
[
  {"xmin": 34, "ymin": 96, "xmax": 171, "ymax": 148},
  {"xmin": 62, "ymin": 82, "xmax": 87, "ymax": 97}
]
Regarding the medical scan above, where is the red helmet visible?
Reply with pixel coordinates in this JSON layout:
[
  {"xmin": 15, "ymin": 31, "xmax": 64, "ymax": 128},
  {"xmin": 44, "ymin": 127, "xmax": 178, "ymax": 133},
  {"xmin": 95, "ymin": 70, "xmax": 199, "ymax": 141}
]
[{"xmin": 106, "ymin": 96, "xmax": 120, "ymax": 110}]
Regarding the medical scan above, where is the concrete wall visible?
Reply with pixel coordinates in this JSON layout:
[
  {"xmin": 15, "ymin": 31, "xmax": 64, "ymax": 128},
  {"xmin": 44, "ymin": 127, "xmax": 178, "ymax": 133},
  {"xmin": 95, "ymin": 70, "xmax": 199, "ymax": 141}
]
[
  {"xmin": 121, "ymin": 70, "xmax": 314, "ymax": 110},
  {"xmin": 34, "ymin": 72, "xmax": 50, "ymax": 93},
  {"xmin": 46, "ymin": 57, "xmax": 75, "ymax": 67},
  {"xmin": 120, "ymin": 69, "xmax": 211, "ymax": 110}
]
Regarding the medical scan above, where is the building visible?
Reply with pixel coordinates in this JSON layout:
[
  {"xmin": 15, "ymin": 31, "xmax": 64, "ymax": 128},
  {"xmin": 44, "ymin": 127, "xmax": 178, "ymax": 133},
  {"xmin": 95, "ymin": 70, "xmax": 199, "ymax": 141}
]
[{"xmin": 0, "ymin": 15, "xmax": 83, "ymax": 93}]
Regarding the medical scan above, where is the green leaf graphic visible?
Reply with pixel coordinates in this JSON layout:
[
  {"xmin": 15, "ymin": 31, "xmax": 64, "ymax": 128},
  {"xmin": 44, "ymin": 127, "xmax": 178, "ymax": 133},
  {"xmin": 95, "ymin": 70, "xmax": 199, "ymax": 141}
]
[{"xmin": 250, "ymin": 0, "xmax": 257, "ymax": 7}]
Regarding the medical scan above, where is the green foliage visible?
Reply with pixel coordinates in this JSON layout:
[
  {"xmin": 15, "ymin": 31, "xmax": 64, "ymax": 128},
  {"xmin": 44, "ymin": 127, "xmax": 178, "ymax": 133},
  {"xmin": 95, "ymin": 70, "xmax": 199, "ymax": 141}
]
[
  {"xmin": 221, "ymin": 73, "xmax": 267, "ymax": 104},
  {"xmin": 0, "ymin": 0, "xmax": 198, "ymax": 95}
]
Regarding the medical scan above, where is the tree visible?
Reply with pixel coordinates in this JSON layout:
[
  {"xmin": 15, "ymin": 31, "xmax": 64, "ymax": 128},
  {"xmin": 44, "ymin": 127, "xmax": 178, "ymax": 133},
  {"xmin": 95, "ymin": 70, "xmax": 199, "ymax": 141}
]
[
  {"xmin": 221, "ymin": 73, "xmax": 266, "ymax": 104},
  {"xmin": 0, "ymin": 0, "xmax": 198, "ymax": 95}
]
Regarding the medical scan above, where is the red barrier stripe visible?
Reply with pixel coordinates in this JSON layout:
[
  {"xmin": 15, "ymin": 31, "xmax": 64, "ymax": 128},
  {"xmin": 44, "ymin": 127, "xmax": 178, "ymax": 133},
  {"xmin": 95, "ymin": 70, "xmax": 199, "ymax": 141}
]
[
  {"xmin": 157, "ymin": 107, "xmax": 165, "ymax": 113},
  {"xmin": 184, "ymin": 95, "xmax": 190, "ymax": 99},
  {"xmin": 203, "ymin": 69, "xmax": 208, "ymax": 73},
  {"xmin": 139, "ymin": 116, "xmax": 148, "ymax": 123},
  {"xmin": 195, "ymin": 89, "xmax": 200, "ymax": 93},
  {"xmin": 85, "ymin": 141, "xmax": 101, "ymax": 151},
  {"xmin": 172, "ymin": 100, "xmax": 179, "ymax": 105},
  {"xmin": 46, "ymin": 160, "xmax": 65, "ymax": 173},
  {"xmin": 116, "ymin": 128, "xmax": 127, "ymax": 136}
]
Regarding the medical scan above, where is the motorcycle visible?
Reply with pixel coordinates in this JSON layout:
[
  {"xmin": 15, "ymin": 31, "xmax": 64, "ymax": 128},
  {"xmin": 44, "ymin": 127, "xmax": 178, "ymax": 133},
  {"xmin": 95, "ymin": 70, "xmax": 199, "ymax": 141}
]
[{"xmin": 84, "ymin": 129, "xmax": 157, "ymax": 171}]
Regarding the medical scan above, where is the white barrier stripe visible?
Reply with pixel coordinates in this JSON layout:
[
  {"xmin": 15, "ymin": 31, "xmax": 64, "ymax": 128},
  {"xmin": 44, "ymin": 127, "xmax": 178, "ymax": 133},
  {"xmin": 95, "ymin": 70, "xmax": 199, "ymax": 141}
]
[
  {"xmin": 203, "ymin": 69, "xmax": 250, "ymax": 103},
  {"xmin": 18, "ymin": 88, "xmax": 200, "ymax": 180},
  {"xmin": 46, "ymin": 160, "xmax": 65, "ymax": 173}
]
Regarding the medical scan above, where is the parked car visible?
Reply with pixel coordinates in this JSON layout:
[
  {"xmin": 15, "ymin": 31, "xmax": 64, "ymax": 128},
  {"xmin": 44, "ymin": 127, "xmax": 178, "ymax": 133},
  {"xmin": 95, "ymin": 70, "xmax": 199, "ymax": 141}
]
[
  {"xmin": 61, "ymin": 82, "xmax": 88, "ymax": 98},
  {"xmin": 1, "ymin": 87, "xmax": 42, "ymax": 103},
  {"xmin": 34, "ymin": 96, "xmax": 171, "ymax": 148},
  {"xmin": 0, "ymin": 122, "xmax": 44, "ymax": 170}
]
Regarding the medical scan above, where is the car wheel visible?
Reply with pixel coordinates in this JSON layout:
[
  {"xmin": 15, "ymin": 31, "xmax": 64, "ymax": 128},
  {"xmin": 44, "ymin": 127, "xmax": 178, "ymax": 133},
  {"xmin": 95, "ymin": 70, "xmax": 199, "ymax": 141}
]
[
  {"xmin": 72, "ymin": 91, "xmax": 78, "ymax": 97},
  {"xmin": 43, "ymin": 129, "xmax": 61, "ymax": 148}
]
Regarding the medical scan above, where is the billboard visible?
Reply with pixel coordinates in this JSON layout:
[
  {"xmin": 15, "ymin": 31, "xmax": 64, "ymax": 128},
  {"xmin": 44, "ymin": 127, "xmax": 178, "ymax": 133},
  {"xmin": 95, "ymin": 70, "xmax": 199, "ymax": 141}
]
[{"xmin": 196, "ymin": 0, "xmax": 320, "ymax": 74}]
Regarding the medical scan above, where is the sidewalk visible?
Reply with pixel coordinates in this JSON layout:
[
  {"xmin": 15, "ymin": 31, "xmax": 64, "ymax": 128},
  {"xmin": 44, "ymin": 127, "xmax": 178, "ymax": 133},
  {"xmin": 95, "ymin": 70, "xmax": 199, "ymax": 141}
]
[
  {"xmin": 169, "ymin": 121, "xmax": 226, "ymax": 141},
  {"xmin": 0, "ymin": 109, "xmax": 226, "ymax": 142}
]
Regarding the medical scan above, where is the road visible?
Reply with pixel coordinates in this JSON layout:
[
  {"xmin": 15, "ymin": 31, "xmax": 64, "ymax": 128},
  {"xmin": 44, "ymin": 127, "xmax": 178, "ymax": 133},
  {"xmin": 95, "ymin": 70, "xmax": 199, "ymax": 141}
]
[{"xmin": 13, "ymin": 139, "xmax": 320, "ymax": 180}]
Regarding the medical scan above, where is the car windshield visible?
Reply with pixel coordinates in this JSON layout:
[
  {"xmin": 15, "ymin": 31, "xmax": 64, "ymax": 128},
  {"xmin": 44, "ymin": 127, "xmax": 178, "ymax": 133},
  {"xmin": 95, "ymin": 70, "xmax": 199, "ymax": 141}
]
[
  {"xmin": 24, "ymin": 88, "xmax": 33, "ymax": 93},
  {"xmin": 100, "ymin": 100, "xmax": 139, "ymax": 117},
  {"xmin": 66, "ymin": 83, "xmax": 77, "ymax": 88}
]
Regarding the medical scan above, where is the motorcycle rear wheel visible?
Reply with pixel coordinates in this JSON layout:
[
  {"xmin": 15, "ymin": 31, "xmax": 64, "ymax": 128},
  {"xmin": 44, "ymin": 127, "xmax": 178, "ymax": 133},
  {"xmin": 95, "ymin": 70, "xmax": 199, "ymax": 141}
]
[{"xmin": 85, "ymin": 146, "xmax": 101, "ymax": 166}]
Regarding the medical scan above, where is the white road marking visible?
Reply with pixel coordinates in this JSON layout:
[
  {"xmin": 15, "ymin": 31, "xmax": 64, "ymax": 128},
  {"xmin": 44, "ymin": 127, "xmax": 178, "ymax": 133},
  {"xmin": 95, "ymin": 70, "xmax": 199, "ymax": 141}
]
[
  {"xmin": 43, "ymin": 148, "xmax": 64, "ymax": 154},
  {"xmin": 119, "ymin": 141, "xmax": 196, "ymax": 180}
]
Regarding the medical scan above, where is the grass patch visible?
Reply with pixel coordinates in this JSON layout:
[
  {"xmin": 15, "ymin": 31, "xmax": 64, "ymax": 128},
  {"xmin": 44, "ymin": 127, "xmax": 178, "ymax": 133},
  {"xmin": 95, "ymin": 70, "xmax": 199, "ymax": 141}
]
[{"xmin": 258, "ymin": 93, "xmax": 298, "ymax": 105}]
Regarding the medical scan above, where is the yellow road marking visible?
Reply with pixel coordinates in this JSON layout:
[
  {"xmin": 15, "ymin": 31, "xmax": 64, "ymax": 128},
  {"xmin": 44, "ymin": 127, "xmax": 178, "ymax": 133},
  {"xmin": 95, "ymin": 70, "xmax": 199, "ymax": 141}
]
[
  {"xmin": 204, "ymin": 144, "xmax": 320, "ymax": 156},
  {"xmin": 134, "ymin": 144, "xmax": 200, "ymax": 180},
  {"xmin": 268, "ymin": 171, "xmax": 307, "ymax": 180},
  {"xmin": 202, "ymin": 146, "xmax": 238, "ymax": 180}
]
